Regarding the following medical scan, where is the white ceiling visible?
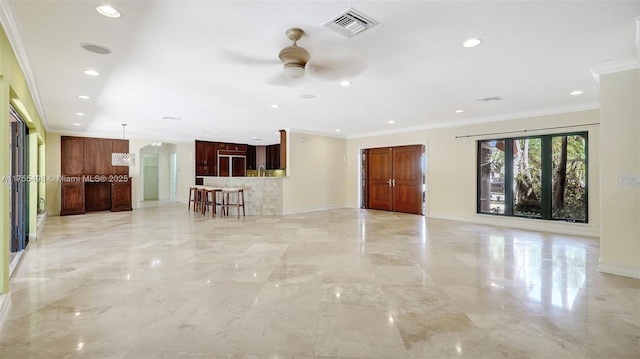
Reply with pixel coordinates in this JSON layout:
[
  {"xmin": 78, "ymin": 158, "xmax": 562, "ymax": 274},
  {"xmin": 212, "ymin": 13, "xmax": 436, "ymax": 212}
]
[{"xmin": 2, "ymin": 1, "xmax": 639, "ymax": 145}]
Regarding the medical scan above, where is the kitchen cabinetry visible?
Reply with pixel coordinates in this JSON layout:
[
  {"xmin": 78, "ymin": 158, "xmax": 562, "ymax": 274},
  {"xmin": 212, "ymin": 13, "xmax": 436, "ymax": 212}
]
[
  {"xmin": 246, "ymin": 145, "xmax": 256, "ymax": 170},
  {"xmin": 195, "ymin": 140, "xmax": 248, "ymax": 177},
  {"xmin": 61, "ymin": 136, "xmax": 83, "ymax": 175},
  {"xmin": 266, "ymin": 144, "xmax": 280, "ymax": 170},
  {"xmin": 111, "ymin": 180, "xmax": 133, "ymax": 211},
  {"xmin": 194, "ymin": 131, "xmax": 286, "ymax": 179},
  {"xmin": 195, "ymin": 140, "xmax": 218, "ymax": 176},
  {"xmin": 60, "ymin": 136, "xmax": 132, "ymax": 215},
  {"xmin": 60, "ymin": 181, "xmax": 85, "ymax": 215}
]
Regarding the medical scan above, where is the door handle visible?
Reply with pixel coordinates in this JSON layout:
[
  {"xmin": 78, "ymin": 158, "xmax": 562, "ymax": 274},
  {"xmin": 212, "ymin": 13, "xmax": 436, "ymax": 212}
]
[
  {"xmin": 392, "ymin": 179, "xmax": 396, "ymax": 187},
  {"xmin": 387, "ymin": 179, "xmax": 392, "ymax": 187}
]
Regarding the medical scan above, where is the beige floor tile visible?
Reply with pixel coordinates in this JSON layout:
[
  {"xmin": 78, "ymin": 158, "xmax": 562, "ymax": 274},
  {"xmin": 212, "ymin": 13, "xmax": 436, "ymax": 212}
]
[{"xmin": 1, "ymin": 202, "xmax": 638, "ymax": 358}]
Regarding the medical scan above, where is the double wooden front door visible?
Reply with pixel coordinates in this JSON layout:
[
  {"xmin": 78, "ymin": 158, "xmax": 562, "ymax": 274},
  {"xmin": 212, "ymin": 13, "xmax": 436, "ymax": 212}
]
[{"xmin": 366, "ymin": 145, "xmax": 424, "ymax": 215}]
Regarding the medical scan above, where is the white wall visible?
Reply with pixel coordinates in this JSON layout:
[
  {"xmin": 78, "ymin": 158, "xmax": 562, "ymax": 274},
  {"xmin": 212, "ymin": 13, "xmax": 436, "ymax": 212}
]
[
  {"xmin": 282, "ymin": 131, "xmax": 348, "ymax": 214},
  {"xmin": 598, "ymin": 68, "xmax": 640, "ymax": 278},
  {"xmin": 346, "ymin": 110, "xmax": 601, "ymax": 237}
]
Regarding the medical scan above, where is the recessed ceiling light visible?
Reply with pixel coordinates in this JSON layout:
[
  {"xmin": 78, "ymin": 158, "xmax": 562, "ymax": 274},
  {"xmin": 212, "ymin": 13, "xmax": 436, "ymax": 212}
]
[
  {"xmin": 205, "ymin": 134, "xmax": 210, "ymax": 137},
  {"xmin": 73, "ymin": 123, "xmax": 82, "ymax": 126},
  {"xmin": 335, "ymin": 129, "xmax": 341, "ymax": 132},
  {"xmin": 270, "ymin": 104, "xmax": 279, "ymax": 109},
  {"xmin": 83, "ymin": 69, "xmax": 100, "ymax": 76},
  {"xmin": 340, "ymin": 80, "xmax": 352, "ymax": 87},
  {"xmin": 78, "ymin": 95, "xmax": 90, "ymax": 100},
  {"xmin": 75, "ymin": 112, "xmax": 85, "ymax": 116},
  {"xmin": 462, "ymin": 38, "xmax": 483, "ymax": 48},
  {"xmin": 300, "ymin": 94, "xmax": 315, "ymax": 99},
  {"xmin": 455, "ymin": 109, "xmax": 464, "ymax": 113},
  {"xmin": 570, "ymin": 90, "xmax": 583, "ymax": 96},
  {"xmin": 96, "ymin": 5, "xmax": 121, "ymax": 18},
  {"xmin": 388, "ymin": 120, "xmax": 395, "ymax": 124}
]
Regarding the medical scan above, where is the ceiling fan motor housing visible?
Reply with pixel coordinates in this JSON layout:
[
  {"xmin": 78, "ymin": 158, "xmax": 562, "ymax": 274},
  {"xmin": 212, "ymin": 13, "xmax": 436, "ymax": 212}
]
[
  {"xmin": 279, "ymin": 46, "xmax": 310, "ymax": 71},
  {"xmin": 279, "ymin": 28, "xmax": 310, "ymax": 78}
]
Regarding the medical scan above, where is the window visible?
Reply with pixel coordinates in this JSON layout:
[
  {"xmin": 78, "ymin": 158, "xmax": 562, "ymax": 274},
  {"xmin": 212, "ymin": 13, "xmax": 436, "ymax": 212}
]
[{"xmin": 477, "ymin": 132, "xmax": 587, "ymax": 222}]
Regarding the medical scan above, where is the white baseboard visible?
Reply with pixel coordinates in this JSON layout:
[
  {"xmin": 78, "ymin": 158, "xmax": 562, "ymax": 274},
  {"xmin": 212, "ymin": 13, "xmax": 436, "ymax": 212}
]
[
  {"xmin": 428, "ymin": 213, "xmax": 599, "ymax": 238},
  {"xmin": 599, "ymin": 260, "xmax": 640, "ymax": 279},
  {"xmin": 283, "ymin": 204, "xmax": 346, "ymax": 215},
  {"xmin": 9, "ymin": 250, "xmax": 24, "ymax": 277},
  {"xmin": 0, "ymin": 293, "xmax": 11, "ymax": 326}
]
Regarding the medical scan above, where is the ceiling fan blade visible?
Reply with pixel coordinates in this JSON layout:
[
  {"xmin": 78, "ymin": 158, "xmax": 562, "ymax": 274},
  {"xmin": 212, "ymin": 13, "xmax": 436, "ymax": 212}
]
[
  {"xmin": 307, "ymin": 59, "xmax": 368, "ymax": 80},
  {"xmin": 305, "ymin": 44, "xmax": 368, "ymax": 80},
  {"xmin": 216, "ymin": 47, "xmax": 279, "ymax": 66}
]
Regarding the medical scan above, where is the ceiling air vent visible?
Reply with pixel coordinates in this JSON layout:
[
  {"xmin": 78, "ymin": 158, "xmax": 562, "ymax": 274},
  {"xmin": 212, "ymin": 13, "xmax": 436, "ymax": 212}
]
[
  {"xmin": 477, "ymin": 96, "xmax": 504, "ymax": 103},
  {"xmin": 323, "ymin": 8, "xmax": 379, "ymax": 37}
]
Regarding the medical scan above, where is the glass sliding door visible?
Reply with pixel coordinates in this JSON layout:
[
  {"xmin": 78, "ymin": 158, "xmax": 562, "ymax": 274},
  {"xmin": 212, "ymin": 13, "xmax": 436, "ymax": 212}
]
[{"xmin": 9, "ymin": 107, "xmax": 28, "ymax": 252}]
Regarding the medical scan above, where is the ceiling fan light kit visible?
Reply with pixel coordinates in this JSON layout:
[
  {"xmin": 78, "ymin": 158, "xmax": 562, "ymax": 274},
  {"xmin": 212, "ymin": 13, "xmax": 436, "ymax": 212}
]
[{"xmin": 279, "ymin": 28, "xmax": 310, "ymax": 78}]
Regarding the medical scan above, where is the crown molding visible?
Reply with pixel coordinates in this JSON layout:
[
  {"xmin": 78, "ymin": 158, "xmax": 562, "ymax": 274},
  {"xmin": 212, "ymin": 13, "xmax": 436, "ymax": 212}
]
[
  {"xmin": 347, "ymin": 103, "xmax": 600, "ymax": 140},
  {"xmin": 0, "ymin": 0, "xmax": 48, "ymax": 129}
]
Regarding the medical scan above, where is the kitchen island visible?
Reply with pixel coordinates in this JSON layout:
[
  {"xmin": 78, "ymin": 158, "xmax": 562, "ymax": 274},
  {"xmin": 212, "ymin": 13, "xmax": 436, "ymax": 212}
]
[{"xmin": 198, "ymin": 176, "xmax": 283, "ymax": 215}]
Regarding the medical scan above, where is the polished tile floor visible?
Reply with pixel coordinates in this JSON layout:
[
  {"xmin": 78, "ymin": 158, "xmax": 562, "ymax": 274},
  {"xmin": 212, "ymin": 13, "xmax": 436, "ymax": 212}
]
[{"xmin": 1, "ymin": 202, "xmax": 639, "ymax": 358}]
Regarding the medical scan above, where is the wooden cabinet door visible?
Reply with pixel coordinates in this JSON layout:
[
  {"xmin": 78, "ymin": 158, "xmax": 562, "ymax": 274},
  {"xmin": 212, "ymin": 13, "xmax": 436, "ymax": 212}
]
[
  {"xmin": 85, "ymin": 182, "xmax": 111, "ymax": 212},
  {"xmin": 219, "ymin": 156, "xmax": 229, "ymax": 176},
  {"xmin": 246, "ymin": 145, "xmax": 256, "ymax": 170},
  {"xmin": 392, "ymin": 145, "xmax": 424, "ymax": 214},
  {"xmin": 60, "ymin": 182, "xmax": 85, "ymax": 215},
  {"xmin": 83, "ymin": 138, "xmax": 112, "ymax": 175},
  {"xmin": 61, "ymin": 136, "xmax": 84, "ymax": 175},
  {"xmin": 367, "ymin": 147, "xmax": 393, "ymax": 211},
  {"xmin": 205, "ymin": 142, "xmax": 217, "ymax": 175},
  {"xmin": 195, "ymin": 141, "xmax": 206, "ymax": 175},
  {"xmin": 111, "ymin": 180, "xmax": 132, "ymax": 211},
  {"xmin": 232, "ymin": 157, "xmax": 246, "ymax": 177},
  {"xmin": 111, "ymin": 139, "xmax": 129, "ymax": 175},
  {"xmin": 266, "ymin": 144, "xmax": 280, "ymax": 169}
]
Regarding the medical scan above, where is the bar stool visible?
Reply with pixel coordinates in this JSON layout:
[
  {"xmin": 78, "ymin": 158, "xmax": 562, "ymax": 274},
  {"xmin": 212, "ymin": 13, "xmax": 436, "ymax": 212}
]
[
  {"xmin": 188, "ymin": 185, "xmax": 202, "ymax": 211},
  {"xmin": 221, "ymin": 188, "xmax": 245, "ymax": 218},
  {"xmin": 195, "ymin": 186, "xmax": 207, "ymax": 213},
  {"xmin": 201, "ymin": 187, "xmax": 222, "ymax": 216}
]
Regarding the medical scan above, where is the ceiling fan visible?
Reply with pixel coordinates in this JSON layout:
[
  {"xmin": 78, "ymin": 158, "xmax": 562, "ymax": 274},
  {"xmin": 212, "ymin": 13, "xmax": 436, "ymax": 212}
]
[
  {"xmin": 218, "ymin": 27, "xmax": 367, "ymax": 85},
  {"xmin": 278, "ymin": 28, "xmax": 310, "ymax": 78}
]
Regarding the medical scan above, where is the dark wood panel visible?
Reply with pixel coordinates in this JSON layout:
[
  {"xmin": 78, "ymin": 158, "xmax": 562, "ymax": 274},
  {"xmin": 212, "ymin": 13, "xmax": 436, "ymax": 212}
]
[
  {"xmin": 266, "ymin": 144, "xmax": 280, "ymax": 169},
  {"xmin": 246, "ymin": 145, "xmax": 256, "ymax": 170},
  {"xmin": 85, "ymin": 182, "xmax": 111, "ymax": 212},
  {"xmin": 205, "ymin": 142, "xmax": 217, "ymax": 175},
  {"xmin": 83, "ymin": 138, "xmax": 112, "ymax": 175},
  {"xmin": 195, "ymin": 141, "xmax": 207, "ymax": 175},
  {"xmin": 219, "ymin": 156, "xmax": 229, "ymax": 177},
  {"xmin": 392, "ymin": 145, "xmax": 423, "ymax": 215},
  {"xmin": 279, "ymin": 130, "xmax": 287, "ymax": 169},
  {"xmin": 60, "ymin": 182, "xmax": 85, "ymax": 215},
  {"xmin": 61, "ymin": 136, "xmax": 84, "ymax": 175},
  {"xmin": 232, "ymin": 157, "xmax": 246, "ymax": 177},
  {"xmin": 111, "ymin": 139, "xmax": 129, "ymax": 175},
  {"xmin": 111, "ymin": 180, "xmax": 132, "ymax": 212},
  {"xmin": 367, "ymin": 147, "xmax": 393, "ymax": 211}
]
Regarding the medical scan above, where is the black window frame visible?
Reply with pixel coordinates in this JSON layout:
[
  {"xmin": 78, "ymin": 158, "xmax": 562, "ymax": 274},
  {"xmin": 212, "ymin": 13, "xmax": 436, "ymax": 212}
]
[{"xmin": 476, "ymin": 131, "xmax": 588, "ymax": 223}]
